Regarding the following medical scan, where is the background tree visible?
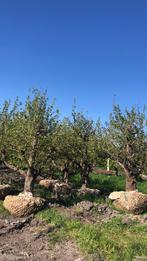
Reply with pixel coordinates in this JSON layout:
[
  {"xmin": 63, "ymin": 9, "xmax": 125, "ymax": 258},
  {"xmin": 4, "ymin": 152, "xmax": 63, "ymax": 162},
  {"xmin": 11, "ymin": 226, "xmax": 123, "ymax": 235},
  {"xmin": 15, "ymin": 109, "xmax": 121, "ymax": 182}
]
[
  {"xmin": 71, "ymin": 109, "xmax": 98, "ymax": 187},
  {"xmin": 0, "ymin": 99, "xmax": 19, "ymax": 165},
  {"xmin": 48, "ymin": 118, "xmax": 77, "ymax": 183},
  {"xmin": 101, "ymin": 105, "xmax": 147, "ymax": 191}
]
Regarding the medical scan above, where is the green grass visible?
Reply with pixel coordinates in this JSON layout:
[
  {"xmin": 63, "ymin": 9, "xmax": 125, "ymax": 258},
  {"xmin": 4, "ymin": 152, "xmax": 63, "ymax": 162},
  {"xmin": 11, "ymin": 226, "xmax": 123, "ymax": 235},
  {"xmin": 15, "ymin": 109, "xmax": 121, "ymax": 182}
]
[
  {"xmin": 138, "ymin": 180, "xmax": 147, "ymax": 194},
  {"xmin": 0, "ymin": 200, "xmax": 10, "ymax": 218},
  {"xmin": 90, "ymin": 173, "xmax": 125, "ymax": 192},
  {"xmin": 70, "ymin": 172, "xmax": 147, "ymax": 194},
  {"xmin": 90, "ymin": 173, "xmax": 147, "ymax": 194},
  {"xmin": 37, "ymin": 208, "xmax": 147, "ymax": 261}
]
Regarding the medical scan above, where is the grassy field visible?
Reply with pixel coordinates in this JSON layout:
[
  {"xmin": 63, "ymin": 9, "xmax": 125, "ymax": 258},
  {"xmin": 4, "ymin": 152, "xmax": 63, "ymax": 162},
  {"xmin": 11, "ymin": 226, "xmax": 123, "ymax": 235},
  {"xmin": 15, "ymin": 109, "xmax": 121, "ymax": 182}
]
[
  {"xmin": 0, "ymin": 173, "xmax": 147, "ymax": 260},
  {"xmin": 89, "ymin": 173, "xmax": 147, "ymax": 194},
  {"xmin": 36, "ymin": 174, "xmax": 147, "ymax": 260},
  {"xmin": 37, "ymin": 207, "xmax": 147, "ymax": 261}
]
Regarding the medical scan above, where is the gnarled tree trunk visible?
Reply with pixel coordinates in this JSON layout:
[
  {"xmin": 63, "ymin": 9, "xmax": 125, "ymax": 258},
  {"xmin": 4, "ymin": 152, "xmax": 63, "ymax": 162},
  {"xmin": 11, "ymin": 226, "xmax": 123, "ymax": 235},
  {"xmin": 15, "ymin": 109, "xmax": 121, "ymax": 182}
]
[
  {"xmin": 118, "ymin": 161, "xmax": 137, "ymax": 191},
  {"xmin": 125, "ymin": 176, "xmax": 137, "ymax": 191}
]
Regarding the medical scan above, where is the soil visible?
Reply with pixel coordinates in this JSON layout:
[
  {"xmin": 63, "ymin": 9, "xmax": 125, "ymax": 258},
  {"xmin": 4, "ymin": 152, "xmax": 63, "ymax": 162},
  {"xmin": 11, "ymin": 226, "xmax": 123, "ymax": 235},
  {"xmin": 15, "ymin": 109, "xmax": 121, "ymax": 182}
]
[
  {"xmin": 0, "ymin": 214, "xmax": 86, "ymax": 261},
  {"xmin": 57, "ymin": 201, "xmax": 122, "ymax": 224}
]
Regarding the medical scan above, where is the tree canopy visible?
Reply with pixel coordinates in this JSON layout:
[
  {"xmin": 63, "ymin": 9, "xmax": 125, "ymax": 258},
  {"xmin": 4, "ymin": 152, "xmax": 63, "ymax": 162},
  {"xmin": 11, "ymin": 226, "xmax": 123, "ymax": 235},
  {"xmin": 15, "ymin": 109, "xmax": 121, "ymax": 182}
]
[{"xmin": 0, "ymin": 90, "xmax": 146, "ymax": 193}]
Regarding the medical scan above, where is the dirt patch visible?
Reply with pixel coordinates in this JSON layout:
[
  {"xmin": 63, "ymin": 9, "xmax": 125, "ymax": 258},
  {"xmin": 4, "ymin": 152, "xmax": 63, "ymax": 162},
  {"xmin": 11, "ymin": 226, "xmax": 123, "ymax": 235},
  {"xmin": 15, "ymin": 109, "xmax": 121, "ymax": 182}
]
[
  {"xmin": 57, "ymin": 201, "xmax": 147, "ymax": 225},
  {"xmin": 57, "ymin": 201, "xmax": 121, "ymax": 224},
  {"xmin": 0, "ymin": 215, "xmax": 86, "ymax": 261},
  {"xmin": 0, "ymin": 216, "xmax": 49, "ymax": 260},
  {"xmin": 49, "ymin": 240, "xmax": 85, "ymax": 261}
]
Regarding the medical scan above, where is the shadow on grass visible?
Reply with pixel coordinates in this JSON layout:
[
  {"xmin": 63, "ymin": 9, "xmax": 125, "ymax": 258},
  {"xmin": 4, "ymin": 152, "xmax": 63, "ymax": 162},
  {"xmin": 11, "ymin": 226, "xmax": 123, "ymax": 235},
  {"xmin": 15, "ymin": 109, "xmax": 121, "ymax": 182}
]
[{"xmin": 89, "ymin": 173, "xmax": 125, "ymax": 194}]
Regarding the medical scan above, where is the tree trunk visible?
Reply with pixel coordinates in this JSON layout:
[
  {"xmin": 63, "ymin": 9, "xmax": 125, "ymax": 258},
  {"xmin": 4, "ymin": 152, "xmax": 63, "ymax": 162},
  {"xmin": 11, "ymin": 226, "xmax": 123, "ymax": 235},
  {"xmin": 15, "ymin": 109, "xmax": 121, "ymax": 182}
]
[
  {"xmin": 125, "ymin": 176, "xmax": 137, "ymax": 191},
  {"xmin": 83, "ymin": 176, "xmax": 88, "ymax": 187},
  {"xmin": 63, "ymin": 170, "xmax": 69, "ymax": 184},
  {"xmin": 24, "ymin": 137, "xmax": 38, "ymax": 194},
  {"xmin": 24, "ymin": 167, "xmax": 35, "ymax": 193},
  {"xmin": 81, "ymin": 169, "xmax": 89, "ymax": 187},
  {"xmin": 117, "ymin": 161, "xmax": 137, "ymax": 191}
]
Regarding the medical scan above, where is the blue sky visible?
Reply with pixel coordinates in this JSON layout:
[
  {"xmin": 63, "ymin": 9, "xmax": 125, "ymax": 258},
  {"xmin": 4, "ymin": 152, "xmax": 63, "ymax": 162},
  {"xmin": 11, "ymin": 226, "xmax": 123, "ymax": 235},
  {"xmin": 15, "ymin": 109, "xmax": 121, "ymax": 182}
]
[{"xmin": 0, "ymin": 0, "xmax": 146, "ymax": 121}]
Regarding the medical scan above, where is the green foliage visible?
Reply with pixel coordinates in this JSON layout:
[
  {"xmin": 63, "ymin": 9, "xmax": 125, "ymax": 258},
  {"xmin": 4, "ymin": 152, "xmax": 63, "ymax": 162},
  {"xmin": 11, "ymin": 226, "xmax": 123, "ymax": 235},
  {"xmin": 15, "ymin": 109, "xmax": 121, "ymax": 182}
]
[
  {"xmin": 97, "ymin": 105, "xmax": 147, "ymax": 190},
  {"xmin": 8, "ymin": 90, "xmax": 59, "ymax": 172},
  {"xmin": 0, "ymin": 89, "xmax": 59, "ymax": 192},
  {"xmin": 47, "ymin": 118, "xmax": 77, "ymax": 181},
  {"xmin": 0, "ymin": 90, "xmax": 146, "ymax": 193},
  {"xmin": 70, "ymin": 109, "xmax": 98, "ymax": 185},
  {"xmin": 0, "ymin": 99, "xmax": 19, "ymax": 161},
  {"xmin": 0, "ymin": 89, "xmax": 146, "ymax": 261}
]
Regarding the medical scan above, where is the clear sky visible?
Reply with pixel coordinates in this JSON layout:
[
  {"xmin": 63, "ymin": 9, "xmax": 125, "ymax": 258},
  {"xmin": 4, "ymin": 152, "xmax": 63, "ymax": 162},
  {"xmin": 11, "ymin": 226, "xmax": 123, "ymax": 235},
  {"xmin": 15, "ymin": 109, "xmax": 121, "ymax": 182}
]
[{"xmin": 0, "ymin": 0, "xmax": 147, "ymax": 121}]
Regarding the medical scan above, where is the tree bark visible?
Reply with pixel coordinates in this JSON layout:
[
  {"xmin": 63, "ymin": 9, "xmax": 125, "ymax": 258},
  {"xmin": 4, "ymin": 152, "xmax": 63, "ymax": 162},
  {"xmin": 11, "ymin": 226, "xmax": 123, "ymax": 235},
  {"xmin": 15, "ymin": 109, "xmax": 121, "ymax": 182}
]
[
  {"xmin": 24, "ymin": 137, "xmax": 38, "ymax": 194},
  {"xmin": 125, "ymin": 176, "xmax": 137, "ymax": 191},
  {"xmin": 117, "ymin": 161, "xmax": 137, "ymax": 191},
  {"xmin": 81, "ymin": 169, "xmax": 89, "ymax": 187},
  {"xmin": 83, "ymin": 176, "xmax": 88, "ymax": 187},
  {"xmin": 24, "ymin": 167, "xmax": 35, "ymax": 193},
  {"xmin": 63, "ymin": 170, "xmax": 69, "ymax": 184}
]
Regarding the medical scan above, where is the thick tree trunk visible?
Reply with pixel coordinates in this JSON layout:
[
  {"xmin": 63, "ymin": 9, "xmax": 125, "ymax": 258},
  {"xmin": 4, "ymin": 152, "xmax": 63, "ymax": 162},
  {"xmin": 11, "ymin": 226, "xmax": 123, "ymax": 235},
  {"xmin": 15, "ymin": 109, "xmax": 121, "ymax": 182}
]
[
  {"xmin": 125, "ymin": 176, "xmax": 137, "ymax": 191},
  {"xmin": 118, "ymin": 161, "xmax": 137, "ymax": 191},
  {"xmin": 24, "ymin": 167, "xmax": 35, "ymax": 193}
]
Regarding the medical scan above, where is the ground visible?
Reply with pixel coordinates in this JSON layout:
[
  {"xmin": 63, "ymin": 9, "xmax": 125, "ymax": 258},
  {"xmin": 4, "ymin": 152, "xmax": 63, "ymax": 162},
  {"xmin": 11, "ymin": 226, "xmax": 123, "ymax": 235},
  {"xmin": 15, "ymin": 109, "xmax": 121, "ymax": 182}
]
[
  {"xmin": 0, "ymin": 167, "xmax": 147, "ymax": 261},
  {"xmin": 0, "ymin": 214, "xmax": 85, "ymax": 261}
]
